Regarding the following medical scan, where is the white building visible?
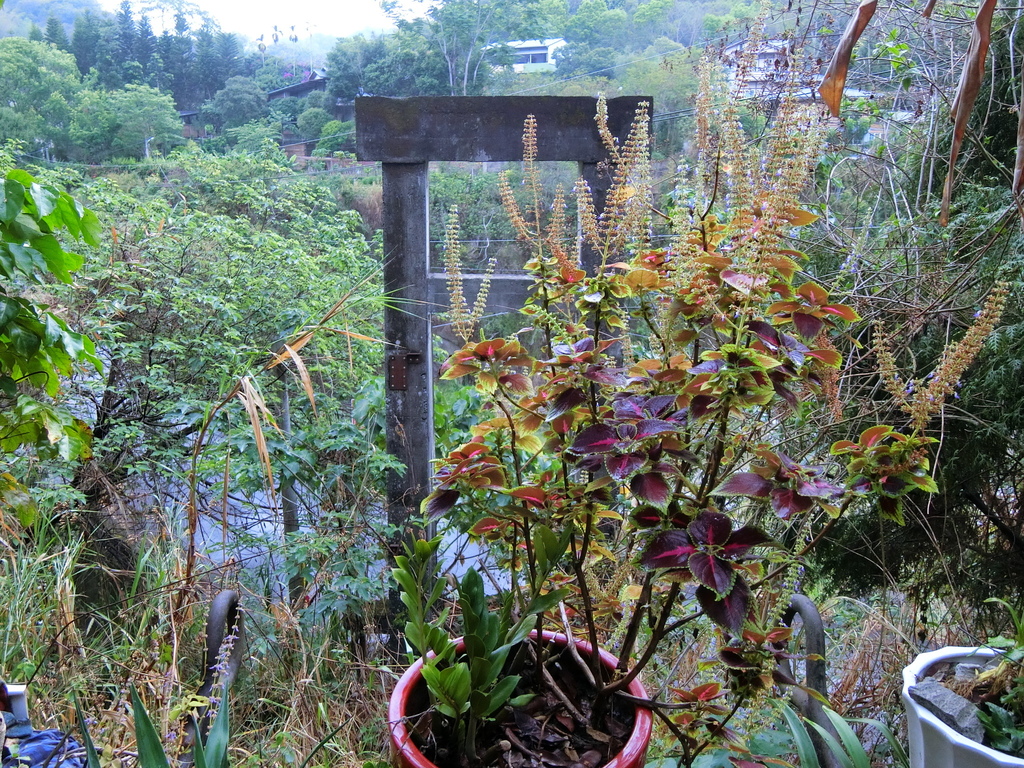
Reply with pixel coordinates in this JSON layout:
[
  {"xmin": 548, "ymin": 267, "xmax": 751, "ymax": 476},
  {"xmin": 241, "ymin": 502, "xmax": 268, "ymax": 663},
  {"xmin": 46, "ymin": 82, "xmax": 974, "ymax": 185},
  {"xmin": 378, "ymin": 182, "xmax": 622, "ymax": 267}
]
[{"xmin": 502, "ymin": 39, "xmax": 567, "ymax": 73}]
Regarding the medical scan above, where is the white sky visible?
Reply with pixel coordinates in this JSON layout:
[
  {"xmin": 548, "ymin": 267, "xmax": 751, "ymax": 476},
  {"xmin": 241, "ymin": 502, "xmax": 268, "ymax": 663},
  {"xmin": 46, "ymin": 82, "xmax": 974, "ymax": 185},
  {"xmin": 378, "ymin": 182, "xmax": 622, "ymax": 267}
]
[{"xmin": 96, "ymin": 0, "xmax": 395, "ymax": 43}]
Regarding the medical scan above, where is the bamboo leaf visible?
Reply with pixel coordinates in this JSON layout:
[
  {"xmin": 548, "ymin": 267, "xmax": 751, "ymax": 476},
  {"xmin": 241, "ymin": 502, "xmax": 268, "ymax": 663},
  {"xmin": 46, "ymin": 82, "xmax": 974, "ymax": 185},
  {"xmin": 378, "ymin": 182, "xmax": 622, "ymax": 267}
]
[
  {"xmin": 237, "ymin": 377, "xmax": 275, "ymax": 499},
  {"xmin": 818, "ymin": 0, "xmax": 878, "ymax": 117},
  {"xmin": 284, "ymin": 344, "xmax": 316, "ymax": 415}
]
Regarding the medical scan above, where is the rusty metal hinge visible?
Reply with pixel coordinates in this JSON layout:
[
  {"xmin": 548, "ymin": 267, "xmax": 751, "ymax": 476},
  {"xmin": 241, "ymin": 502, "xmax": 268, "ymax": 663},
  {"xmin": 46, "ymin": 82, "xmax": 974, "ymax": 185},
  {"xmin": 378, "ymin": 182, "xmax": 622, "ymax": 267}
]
[{"xmin": 387, "ymin": 350, "xmax": 421, "ymax": 391}]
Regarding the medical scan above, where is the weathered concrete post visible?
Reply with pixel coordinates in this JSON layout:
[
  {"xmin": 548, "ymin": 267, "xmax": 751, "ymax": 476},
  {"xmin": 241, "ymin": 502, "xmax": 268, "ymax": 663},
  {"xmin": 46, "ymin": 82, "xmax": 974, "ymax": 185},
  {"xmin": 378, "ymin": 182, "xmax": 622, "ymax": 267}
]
[
  {"xmin": 380, "ymin": 163, "xmax": 434, "ymax": 543},
  {"xmin": 355, "ymin": 97, "xmax": 650, "ymax": 626}
]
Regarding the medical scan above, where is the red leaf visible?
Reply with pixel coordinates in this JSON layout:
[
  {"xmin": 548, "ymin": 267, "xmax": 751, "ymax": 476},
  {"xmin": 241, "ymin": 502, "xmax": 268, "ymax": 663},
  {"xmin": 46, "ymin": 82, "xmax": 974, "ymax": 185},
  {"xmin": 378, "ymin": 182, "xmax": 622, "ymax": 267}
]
[
  {"xmin": 770, "ymin": 488, "xmax": 814, "ymax": 519},
  {"xmin": 569, "ymin": 423, "xmax": 619, "ymax": 454},
  {"xmin": 640, "ymin": 530, "xmax": 696, "ymax": 569},
  {"xmin": 632, "ymin": 505, "xmax": 663, "ymax": 528},
  {"xmin": 714, "ymin": 472, "xmax": 773, "ymax": 498},
  {"xmin": 511, "ymin": 486, "xmax": 547, "ymax": 506},
  {"xmin": 698, "ymin": 579, "xmax": 751, "ymax": 634},
  {"xmin": 469, "ymin": 516, "xmax": 506, "ymax": 537},
  {"xmin": 719, "ymin": 647, "xmax": 758, "ymax": 669},
  {"xmin": 690, "ymin": 395, "xmax": 717, "ymax": 418},
  {"xmin": 805, "ymin": 348, "xmax": 842, "ymax": 367},
  {"xmin": 549, "ymin": 387, "xmax": 587, "ymax": 419},
  {"xmin": 721, "ymin": 526, "xmax": 771, "ymax": 557},
  {"xmin": 860, "ymin": 424, "xmax": 893, "ymax": 447},
  {"xmin": 792, "ymin": 311, "xmax": 824, "ymax": 340},
  {"xmin": 797, "ymin": 281, "xmax": 830, "ymax": 305},
  {"xmin": 688, "ymin": 511, "xmax": 732, "ymax": 547},
  {"xmin": 583, "ymin": 366, "xmax": 628, "ymax": 386},
  {"xmin": 606, "ymin": 453, "xmax": 646, "ymax": 481},
  {"xmin": 500, "ymin": 372, "xmax": 533, "ymax": 393},
  {"xmin": 820, "ymin": 303, "xmax": 860, "ymax": 322},
  {"xmin": 631, "ymin": 472, "xmax": 672, "ymax": 505},
  {"xmin": 747, "ymin": 319, "xmax": 781, "ymax": 347},
  {"xmin": 422, "ymin": 488, "xmax": 459, "ymax": 520},
  {"xmin": 635, "ymin": 419, "xmax": 679, "ymax": 439},
  {"xmin": 689, "ymin": 552, "xmax": 735, "ymax": 594}
]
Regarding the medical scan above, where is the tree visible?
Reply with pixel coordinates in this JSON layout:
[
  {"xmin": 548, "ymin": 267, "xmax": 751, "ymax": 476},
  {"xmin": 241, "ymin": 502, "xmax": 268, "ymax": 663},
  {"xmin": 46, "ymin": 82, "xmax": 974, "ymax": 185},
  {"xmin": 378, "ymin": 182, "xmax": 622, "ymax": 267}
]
[
  {"xmin": 326, "ymin": 35, "xmax": 389, "ymax": 100},
  {"xmin": 113, "ymin": 0, "xmax": 138, "ymax": 84},
  {"xmin": 563, "ymin": 0, "xmax": 628, "ymax": 47},
  {"xmin": 391, "ymin": 0, "xmax": 542, "ymax": 95},
  {"xmin": 70, "ymin": 85, "xmax": 183, "ymax": 161},
  {"xmin": 360, "ymin": 30, "xmax": 450, "ymax": 96},
  {"xmin": 0, "ymin": 148, "xmax": 102, "ymax": 523},
  {"xmin": 204, "ymin": 76, "xmax": 269, "ymax": 129},
  {"xmin": 135, "ymin": 14, "xmax": 159, "ymax": 83},
  {"xmin": 314, "ymin": 119, "xmax": 355, "ymax": 155},
  {"xmin": 0, "ymin": 38, "xmax": 82, "ymax": 157},
  {"xmin": 44, "ymin": 15, "xmax": 70, "ymax": 50},
  {"xmin": 71, "ymin": 11, "xmax": 101, "ymax": 75},
  {"xmin": 296, "ymin": 107, "xmax": 331, "ymax": 140}
]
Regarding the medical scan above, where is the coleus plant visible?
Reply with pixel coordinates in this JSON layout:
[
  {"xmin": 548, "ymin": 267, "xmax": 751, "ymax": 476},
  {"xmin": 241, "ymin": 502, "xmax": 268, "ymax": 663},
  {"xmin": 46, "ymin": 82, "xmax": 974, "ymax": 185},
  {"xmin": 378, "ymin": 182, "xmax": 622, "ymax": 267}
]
[{"xmin": 416, "ymin": 88, "xmax": 939, "ymax": 767}]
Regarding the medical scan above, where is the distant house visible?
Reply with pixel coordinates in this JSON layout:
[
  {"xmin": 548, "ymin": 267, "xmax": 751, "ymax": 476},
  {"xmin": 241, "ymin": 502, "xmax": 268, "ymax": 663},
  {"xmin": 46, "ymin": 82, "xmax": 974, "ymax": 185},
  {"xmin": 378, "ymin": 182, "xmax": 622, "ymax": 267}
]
[
  {"xmin": 721, "ymin": 38, "xmax": 798, "ymax": 96},
  {"xmin": 179, "ymin": 110, "xmax": 207, "ymax": 139},
  {"xmin": 267, "ymin": 68, "xmax": 330, "ymax": 100},
  {"xmin": 502, "ymin": 39, "xmax": 567, "ymax": 73}
]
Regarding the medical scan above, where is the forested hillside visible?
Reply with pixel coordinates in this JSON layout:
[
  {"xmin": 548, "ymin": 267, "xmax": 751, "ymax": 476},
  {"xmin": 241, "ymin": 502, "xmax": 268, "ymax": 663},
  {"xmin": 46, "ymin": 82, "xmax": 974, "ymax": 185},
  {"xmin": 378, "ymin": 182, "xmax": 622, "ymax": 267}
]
[{"xmin": 2, "ymin": 0, "xmax": 1024, "ymax": 765}]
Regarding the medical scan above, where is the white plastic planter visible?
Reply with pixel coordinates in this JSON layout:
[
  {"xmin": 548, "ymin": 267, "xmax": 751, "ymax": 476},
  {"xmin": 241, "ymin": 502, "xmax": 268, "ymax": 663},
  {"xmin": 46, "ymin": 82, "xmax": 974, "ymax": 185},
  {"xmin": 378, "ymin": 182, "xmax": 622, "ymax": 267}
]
[{"xmin": 903, "ymin": 646, "xmax": 1024, "ymax": 768}]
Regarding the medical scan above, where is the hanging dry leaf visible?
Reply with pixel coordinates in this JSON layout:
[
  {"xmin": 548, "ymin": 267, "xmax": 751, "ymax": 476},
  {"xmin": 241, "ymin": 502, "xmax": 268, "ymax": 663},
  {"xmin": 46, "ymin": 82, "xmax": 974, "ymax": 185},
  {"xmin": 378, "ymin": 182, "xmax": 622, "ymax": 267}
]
[
  {"xmin": 238, "ymin": 376, "xmax": 276, "ymax": 499},
  {"xmin": 283, "ymin": 343, "xmax": 317, "ymax": 414},
  {"xmin": 818, "ymin": 0, "xmax": 878, "ymax": 117},
  {"xmin": 921, "ymin": 0, "xmax": 938, "ymax": 18},
  {"xmin": 940, "ymin": 0, "xmax": 998, "ymax": 226}
]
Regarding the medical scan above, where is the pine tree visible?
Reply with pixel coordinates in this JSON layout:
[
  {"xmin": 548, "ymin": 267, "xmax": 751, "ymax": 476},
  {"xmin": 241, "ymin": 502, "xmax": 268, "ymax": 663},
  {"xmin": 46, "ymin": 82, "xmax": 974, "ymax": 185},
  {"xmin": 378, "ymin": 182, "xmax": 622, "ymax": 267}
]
[
  {"xmin": 193, "ymin": 28, "xmax": 220, "ymax": 103},
  {"xmin": 216, "ymin": 32, "xmax": 242, "ymax": 82},
  {"xmin": 28, "ymin": 24, "xmax": 44, "ymax": 43},
  {"xmin": 44, "ymin": 16, "xmax": 71, "ymax": 50},
  {"xmin": 136, "ymin": 15, "xmax": 158, "ymax": 82},
  {"xmin": 115, "ymin": 0, "xmax": 139, "ymax": 83},
  {"xmin": 72, "ymin": 11, "xmax": 100, "ymax": 75}
]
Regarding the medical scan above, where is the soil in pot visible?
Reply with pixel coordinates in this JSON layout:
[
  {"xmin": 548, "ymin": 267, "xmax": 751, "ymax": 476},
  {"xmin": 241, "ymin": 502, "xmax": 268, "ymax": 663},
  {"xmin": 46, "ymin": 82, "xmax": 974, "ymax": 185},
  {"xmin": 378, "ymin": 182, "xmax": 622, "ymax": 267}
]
[{"xmin": 396, "ymin": 633, "xmax": 650, "ymax": 768}]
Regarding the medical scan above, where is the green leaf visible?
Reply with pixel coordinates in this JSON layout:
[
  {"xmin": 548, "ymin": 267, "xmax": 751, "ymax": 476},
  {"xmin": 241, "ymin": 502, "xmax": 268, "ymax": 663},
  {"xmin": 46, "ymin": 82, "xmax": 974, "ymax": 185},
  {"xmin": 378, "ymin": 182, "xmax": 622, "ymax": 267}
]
[
  {"xmin": 1, "ymin": 474, "xmax": 38, "ymax": 527},
  {"xmin": 9, "ymin": 323, "xmax": 42, "ymax": 358},
  {"xmin": 847, "ymin": 717, "xmax": 909, "ymax": 768},
  {"xmin": 0, "ymin": 296, "xmax": 20, "ymax": 329},
  {"xmin": 80, "ymin": 209, "xmax": 102, "ymax": 246},
  {"xmin": 775, "ymin": 700, "xmax": 820, "ymax": 768},
  {"xmin": 73, "ymin": 693, "xmax": 104, "ymax": 768},
  {"xmin": 203, "ymin": 686, "xmax": 231, "ymax": 768},
  {"xmin": 130, "ymin": 685, "xmax": 172, "ymax": 768},
  {"xmin": 30, "ymin": 183, "xmax": 58, "ymax": 218},
  {"xmin": 8, "ymin": 243, "xmax": 43, "ymax": 277},
  {"xmin": 806, "ymin": 718, "xmax": 857, "ymax": 768},
  {"xmin": 33, "ymin": 234, "xmax": 81, "ymax": 283},
  {"xmin": 480, "ymin": 674, "xmax": 520, "ymax": 718},
  {"xmin": 823, "ymin": 707, "xmax": 872, "ymax": 768},
  {"xmin": 0, "ymin": 179, "xmax": 25, "ymax": 223}
]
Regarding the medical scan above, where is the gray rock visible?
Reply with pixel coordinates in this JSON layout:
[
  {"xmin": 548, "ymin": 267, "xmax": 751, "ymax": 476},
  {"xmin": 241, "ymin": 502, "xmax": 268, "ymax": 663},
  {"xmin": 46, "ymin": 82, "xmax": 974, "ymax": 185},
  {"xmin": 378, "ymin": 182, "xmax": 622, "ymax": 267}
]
[
  {"xmin": 954, "ymin": 663, "xmax": 983, "ymax": 681},
  {"xmin": 908, "ymin": 678, "xmax": 986, "ymax": 744}
]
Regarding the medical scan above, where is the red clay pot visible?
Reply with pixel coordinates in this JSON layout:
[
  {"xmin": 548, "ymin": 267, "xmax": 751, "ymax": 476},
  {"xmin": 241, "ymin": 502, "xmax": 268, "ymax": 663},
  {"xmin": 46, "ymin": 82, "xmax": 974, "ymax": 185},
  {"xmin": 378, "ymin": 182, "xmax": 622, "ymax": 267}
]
[{"xmin": 388, "ymin": 630, "xmax": 653, "ymax": 768}]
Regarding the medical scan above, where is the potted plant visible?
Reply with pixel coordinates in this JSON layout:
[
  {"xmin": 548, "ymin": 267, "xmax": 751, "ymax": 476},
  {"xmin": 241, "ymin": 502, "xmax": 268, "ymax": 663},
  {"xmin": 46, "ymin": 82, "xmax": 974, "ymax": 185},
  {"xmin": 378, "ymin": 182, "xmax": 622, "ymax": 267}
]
[
  {"xmin": 390, "ymin": 70, "xmax": 1001, "ymax": 768},
  {"xmin": 903, "ymin": 600, "xmax": 1024, "ymax": 768}
]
